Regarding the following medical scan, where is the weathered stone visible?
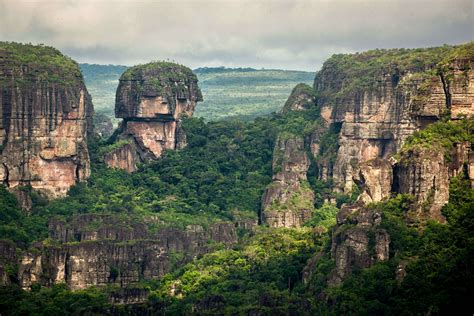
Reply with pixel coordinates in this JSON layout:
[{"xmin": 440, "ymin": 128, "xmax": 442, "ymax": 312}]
[
  {"xmin": 19, "ymin": 214, "xmax": 238, "ymax": 290},
  {"xmin": 396, "ymin": 146, "xmax": 449, "ymax": 222},
  {"xmin": 354, "ymin": 158, "xmax": 393, "ymax": 203},
  {"xmin": 103, "ymin": 142, "xmax": 139, "ymax": 173},
  {"xmin": 261, "ymin": 135, "xmax": 314, "ymax": 228},
  {"xmin": 329, "ymin": 203, "xmax": 390, "ymax": 285},
  {"xmin": 314, "ymin": 48, "xmax": 474, "ymax": 198},
  {"xmin": 0, "ymin": 42, "xmax": 93, "ymax": 199},
  {"xmin": 281, "ymin": 83, "xmax": 315, "ymax": 113},
  {"xmin": 105, "ymin": 62, "xmax": 202, "ymax": 171}
]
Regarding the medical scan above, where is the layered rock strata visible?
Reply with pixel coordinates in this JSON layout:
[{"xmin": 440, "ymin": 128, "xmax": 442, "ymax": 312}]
[
  {"xmin": 0, "ymin": 42, "xmax": 93, "ymax": 199},
  {"xmin": 261, "ymin": 134, "xmax": 314, "ymax": 227},
  {"xmin": 105, "ymin": 62, "xmax": 202, "ymax": 172},
  {"xmin": 329, "ymin": 202, "xmax": 390, "ymax": 285},
  {"xmin": 18, "ymin": 214, "xmax": 238, "ymax": 290},
  {"xmin": 281, "ymin": 83, "xmax": 315, "ymax": 113},
  {"xmin": 313, "ymin": 45, "xmax": 474, "ymax": 203}
]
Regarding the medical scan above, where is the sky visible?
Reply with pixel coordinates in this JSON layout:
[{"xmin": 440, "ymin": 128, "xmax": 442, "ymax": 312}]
[{"xmin": 0, "ymin": 0, "xmax": 472, "ymax": 71}]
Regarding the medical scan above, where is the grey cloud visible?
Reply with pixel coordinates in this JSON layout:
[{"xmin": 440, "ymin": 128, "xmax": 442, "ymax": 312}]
[{"xmin": 0, "ymin": 0, "xmax": 472, "ymax": 71}]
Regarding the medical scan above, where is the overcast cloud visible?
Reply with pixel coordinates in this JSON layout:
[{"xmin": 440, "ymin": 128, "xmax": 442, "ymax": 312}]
[{"xmin": 0, "ymin": 0, "xmax": 472, "ymax": 71}]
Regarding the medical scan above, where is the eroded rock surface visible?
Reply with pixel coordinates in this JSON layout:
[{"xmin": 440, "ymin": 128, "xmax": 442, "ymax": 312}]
[
  {"xmin": 329, "ymin": 202, "xmax": 390, "ymax": 285},
  {"xmin": 18, "ymin": 214, "xmax": 237, "ymax": 290},
  {"xmin": 307, "ymin": 45, "xmax": 474, "ymax": 219},
  {"xmin": 105, "ymin": 62, "xmax": 202, "ymax": 171},
  {"xmin": 0, "ymin": 42, "xmax": 93, "ymax": 199},
  {"xmin": 261, "ymin": 135, "xmax": 314, "ymax": 227},
  {"xmin": 281, "ymin": 83, "xmax": 315, "ymax": 113}
]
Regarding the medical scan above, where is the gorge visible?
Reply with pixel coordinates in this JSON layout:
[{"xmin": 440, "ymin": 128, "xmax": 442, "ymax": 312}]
[{"xmin": 0, "ymin": 41, "xmax": 473, "ymax": 315}]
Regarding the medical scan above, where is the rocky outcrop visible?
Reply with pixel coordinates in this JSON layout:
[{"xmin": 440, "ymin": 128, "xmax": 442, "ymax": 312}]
[
  {"xmin": 18, "ymin": 214, "xmax": 237, "ymax": 290},
  {"xmin": 354, "ymin": 158, "xmax": 394, "ymax": 203},
  {"xmin": 395, "ymin": 141, "xmax": 473, "ymax": 222},
  {"xmin": 313, "ymin": 44, "xmax": 474, "ymax": 200},
  {"xmin": 0, "ymin": 42, "xmax": 93, "ymax": 199},
  {"xmin": 395, "ymin": 146, "xmax": 449, "ymax": 222},
  {"xmin": 261, "ymin": 134, "xmax": 314, "ymax": 228},
  {"xmin": 281, "ymin": 83, "xmax": 315, "ymax": 113},
  {"xmin": 105, "ymin": 62, "xmax": 202, "ymax": 171},
  {"xmin": 103, "ymin": 141, "xmax": 139, "ymax": 173},
  {"xmin": 329, "ymin": 202, "xmax": 390, "ymax": 285}
]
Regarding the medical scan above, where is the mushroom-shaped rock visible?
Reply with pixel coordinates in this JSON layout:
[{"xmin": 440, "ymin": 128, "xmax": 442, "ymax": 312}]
[{"xmin": 105, "ymin": 62, "xmax": 202, "ymax": 172}]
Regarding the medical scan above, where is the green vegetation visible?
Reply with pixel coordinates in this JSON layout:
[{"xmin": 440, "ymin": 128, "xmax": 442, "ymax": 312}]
[
  {"xmin": 195, "ymin": 67, "xmax": 315, "ymax": 121},
  {"xmin": 80, "ymin": 64, "xmax": 314, "ymax": 122},
  {"xmin": 400, "ymin": 118, "xmax": 474, "ymax": 159},
  {"xmin": 1, "ymin": 44, "xmax": 473, "ymax": 315},
  {"xmin": 282, "ymin": 83, "xmax": 315, "ymax": 112},
  {"xmin": 318, "ymin": 174, "xmax": 474, "ymax": 315},
  {"xmin": 0, "ymin": 42, "xmax": 83, "ymax": 87},
  {"xmin": 317, "ymin": 45, "xmax": 452, "ymax": 100},
  {"xmin": 98, "ymin": 139, "xmax": 132, "ymax": 157},
  {"xmin": 146, "ymin": 227, "xmax": 320, "ymax": 315}
]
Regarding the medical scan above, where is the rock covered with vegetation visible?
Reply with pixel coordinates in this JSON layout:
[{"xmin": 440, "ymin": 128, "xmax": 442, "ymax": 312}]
[
  {"xmin": 314, "ymin": 42, "xmax": 474, "ymax": 196},
  {"xmin": 18, "ymin": 214, "xmax": 237, "ymax": 291},
  {"xmin": 281, "ymin": 83, "xmax": 315, "ymax": 113},
  {"xmin": 105, "ymin": 62, "xmax": 202, "ymax": 172},
  {"xmin": 0, "ymin": 42, "xmax": 473, "ymax": 315},
  {"xmin": 0, "ymin": 42, "xmax": 94, "ymax": 200},
  {"xmin": 261, "ymin": 134, "xmax": 314, "ymax": 227}
]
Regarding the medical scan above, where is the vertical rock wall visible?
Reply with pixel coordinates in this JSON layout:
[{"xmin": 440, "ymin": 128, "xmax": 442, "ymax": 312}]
[
  {"xmin": 105, "ymin": 62, "xmax": 202, "ymax": 172},
  {"xmin": 261, "ymin": 135, "xmax": 314, "ymax": 228},
  {"xmin": 0, "ymin": 43, "xmax": 93, "ymax": 199}
]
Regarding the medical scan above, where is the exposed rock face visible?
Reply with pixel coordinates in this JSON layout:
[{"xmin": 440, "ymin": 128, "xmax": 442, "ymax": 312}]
[
  {"xmin": 0, "ymin": 42, "xmax": 93, "ymax": 199},
  {"xmin": 281, "ymin": 83, "xmax": 315, "ymax": 113},
  {"xmin": 395, "ymin": 147, "xmax": 449, "ymax": 222},
  {"xmin": 103, "ymin": 142, "xmax": 139, "ymax": 173},
  {"xmin": 105, "ymin": 62, "xmax": 202, "ymax": 171},
  {"xmin": 313, "ymin": 46, "xmax": 474, "ymax": 199},
  {"xmin": 18, "ymin": 214, "xmax": 237, "ymax": 290},
  {"xmin": 396, "ymin": 141, "xmax": 474, "ymax": 222},
  {"xmin": 307, "ymin": 44, "xmax": 474, "ymax": 286},
  {"xmin": 354, "ymin": 158, "xmax": 393, "ymax": 203},
  {"xmin": 261, "ymin": 135, "xmax": 314, "ymax": 228},
  {"xmin": 329, "ymin": 202, "xmax": 390, "ymax": 285}
]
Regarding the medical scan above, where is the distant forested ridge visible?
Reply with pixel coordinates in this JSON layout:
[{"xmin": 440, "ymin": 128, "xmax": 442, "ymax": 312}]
[{"xmin": 80, "ymin": 64, "xmax": 314, "ymax": 122}]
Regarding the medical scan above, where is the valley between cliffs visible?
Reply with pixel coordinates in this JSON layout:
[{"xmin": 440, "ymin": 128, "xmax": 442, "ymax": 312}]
[{"xmin": 0, "ymin": 41, "xmax": 473, "ymax": 315}]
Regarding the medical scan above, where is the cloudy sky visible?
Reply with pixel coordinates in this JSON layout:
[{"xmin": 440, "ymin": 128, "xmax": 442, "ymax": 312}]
[{"xmin": 0, "ymin": 0, "xmax": 472, "ymax": 71}]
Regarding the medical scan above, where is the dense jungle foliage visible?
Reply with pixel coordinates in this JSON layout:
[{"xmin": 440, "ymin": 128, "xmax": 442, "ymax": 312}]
[{"xmin": 1, "ymin": 113, "xmax": 473, "ymax": 315}]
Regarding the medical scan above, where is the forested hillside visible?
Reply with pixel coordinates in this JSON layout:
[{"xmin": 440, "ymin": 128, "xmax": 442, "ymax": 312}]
[
  {"xmin": 80, "ymin": 64, "xmax": 314, "ymax": 122},
  {"xmin": 1, "ymin": 42, "xmax": 473, "ymax": 315}
]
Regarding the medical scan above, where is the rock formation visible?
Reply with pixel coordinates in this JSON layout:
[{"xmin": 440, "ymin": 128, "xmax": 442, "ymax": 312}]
[
  {"xmin": 104, "ymin": 62, "xmax": 202, "ymax": 172},
  {"xmin": 329, "ymin": 202, "xmax": 390, "ymax": 285},
  {"xmin": 261, "ymin": 134, "xmax": 314, "ymax": 227},
  {"xmin": 305, "ymin": 43, "xmax": 474, "ymax": 284},
  {"xmin": 0, "ymin": 42, "xmax": 93, "ymax": 199},
  {"xmin": 18, "ymin": 214, "xmax": 237, "ymax": 290},
  {"xmin": 312, "ymin": 43, "xmax": 474, "ymax": 208},
  {"xmin": 281, "ymin": 83, "xmax": 315, "ymax": 113}
]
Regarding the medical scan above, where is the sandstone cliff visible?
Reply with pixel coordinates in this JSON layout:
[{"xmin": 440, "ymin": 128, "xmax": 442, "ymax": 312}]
[
  {"xmin": 307, "ymin": 43, "xmax": 474, "ymax": 285},
  {"xmin": 313, "ymin": 43, "xmax": 474, "ymax": 203},
  {"xmin": 0, "ymin": 42, "xmax": 93, "ymax": 199},
  {"xmin": 281, "ymin": 83, "xmax": 315, "ymax": 113},
  {"xmin": 105, "ymin": 62, "xmax": 202, "ymax": 172},
  {"xmin": 18, "ymin": 214, "xmax": 237, "ymax": 290},
  {"xmin": 261, "ymin": 134, "xmax": 314, "ymax": 228}
]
